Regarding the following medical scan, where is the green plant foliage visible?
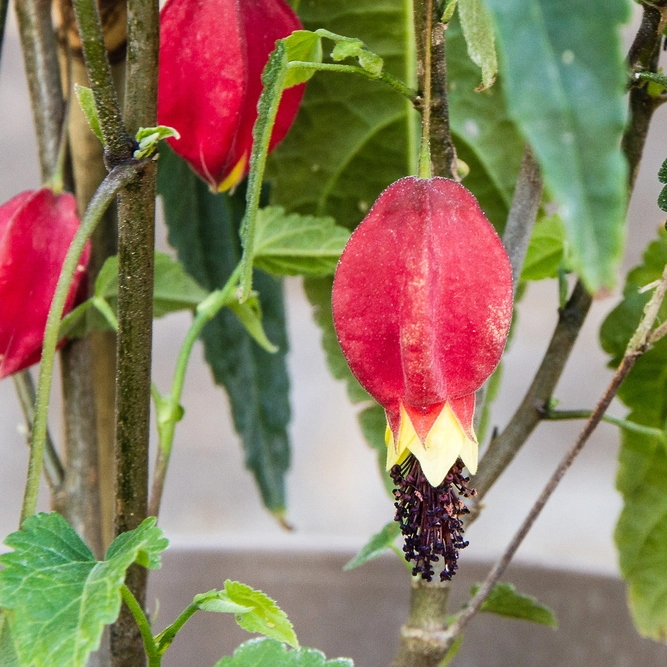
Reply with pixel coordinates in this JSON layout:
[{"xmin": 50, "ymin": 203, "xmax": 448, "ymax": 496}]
[
  {"xmin": 600, "ymin": 232, "xmax": 667, "ymax": 641},
  {"xmin": 471, "ymin": 582, "xmax": 558, "ymax": 628},
  {"xmin": 133, "ymin": 126, "xmax": 180, "ymax": 159},
  {"xmin": 73, "ymin": 85, "xmax": 103, "ymax": 144},
  {"xmin": 457, "ymin": 0, "xmax": 498, "ymax": 90},
  {"xmin": 0, "ymin": 611, "xmax": 20, "ymax": 667},
  {"xmin": 157, "ymin": 145, "xmax": 291, "ymax": 515},
  {"xmin": 227, "ymin": 295, "xmax": 279, "ymax": 353},
  {"xmin": 253, "ymin": 206, "xmax": 350, "ymax": 276},
  {"xmin": 658, "ymin": 157, "xmax": 667, "ymax": 212},
  {"xmin": 440, "ymin": 634, "xmax": 464, "ymax": 666},
  {"xmin": 193, "ymin": 590, "xmax": 252, "ymax": 615},
  {"xmin": 0, "ymin": 513, "xmax": 167, "ymax": 667},
  {"xmin": 284, "ymin": 30, "xmax": 323, "ymax": 87},
  {"xmin": 520, "ymin": 214, "xmax": 567, "ymax": 281},
  {"xmin": 223, "ymin": 581, "xmax": 298, "ymax": 648},
  {"xmin": 215, "ymin": 638, "xmax": 353, "ymax": 667},
  {"xmin": 270, "ymin": 2, "xmax": 522, "ymax": 234},
  {"xmin": 485, "ymin": 0, "xmax": 629, "ymax": 292},
  {"xmin": 344, "ymin": 521, "xmax": 401, "ymax": 570}
]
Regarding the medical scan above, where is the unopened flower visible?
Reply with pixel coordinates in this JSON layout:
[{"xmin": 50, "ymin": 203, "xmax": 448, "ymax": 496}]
[
  {"xmin": 0, "ymin": 188, "xmax": 90, "ymax": 379},
  {"xmin": 332, "ymin": 176, "xmax": 513, "ymax": 580},
  {"xmin": 157, "ymin": 0, "xmax": 304, "ymax": 191}
]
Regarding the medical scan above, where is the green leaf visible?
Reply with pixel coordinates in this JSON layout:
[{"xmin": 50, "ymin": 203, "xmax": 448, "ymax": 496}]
[
  {"xmin": 0, "ymin": 611, "xmax": 20, "ymax": 667},
  {"xmin": 440, "ymin": 634, "xmax": 464, "ymax": 666},
  {"xmin": 520, "ymin": 214, "xmax": 567, "ymax": 281},
  {"xmin": 284, "ymin": 30, "xmax": 323, "ymax": 87},
  {"xmin": 228, "ymin": 295, "xmax": 279, "ymax": 353},
  {"xmin": 158, "ymin": 144, "xmax": 291, "ymax": 514},
  {"xmin": 0, "ymin": 513, "xmax": 167, "ymax": 667},
  {"xmin": 485, "ymin": 0, "xmax": 629, "ymax": 292},
  {"xmin": 194, "ymin": 590, "xmax": 253, "ymax": 615},
  {"xmin": 344, "ymin": 521, "xmax": 400, "ymax": 570},
  {"xmin": 73, "ymin": 84, "xmax": 103, "ymax": 144},
  {"xmin": 659, "ymin": 157, "xmax": 667, "ymax": 213},
  {"xmin": 223, "ymin": 581, "xmax": 298, "ymax": 648},
  {"xmin": 215, "ymin": 637, "xmax": 353, "ymax": 667},
  {"xmin": 458, "ymin": 0, "xmax": 498, "ymax": 90},
  {"xmin": 472, "ymin": 582, "xmax": 558, "ymax": 628},
  {"xmin": 442, "ymin": 0, "xmax": 459, "ymax": 23},
  {"xmin": 253, "ymin": 206, "xmax": 350, "ymax": 276},
  {"xmin": 600, "ymin": 231, "xmax": 667, "ymax": 641},
  {"xmin": 134, "ymin": 125, "xmax": 180, "ymax": 159},
  {"xmin": 317, "ymin": 30, "xmax": 384, "ymax": 76}
]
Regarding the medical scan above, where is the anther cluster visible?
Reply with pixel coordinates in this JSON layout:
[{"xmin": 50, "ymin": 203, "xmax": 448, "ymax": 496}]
[{"xmin": 391, "ymin": 455, "xmax": 475, "ymax": 581}]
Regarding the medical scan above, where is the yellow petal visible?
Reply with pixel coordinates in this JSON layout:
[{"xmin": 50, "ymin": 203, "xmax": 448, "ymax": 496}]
[
  {"xmin": 385, "ymin": 405, "xmax": 417, "ymax": 471},
  {"xmin": 217, "ymin": 153, "xmax": 248, "ymax": 192}
]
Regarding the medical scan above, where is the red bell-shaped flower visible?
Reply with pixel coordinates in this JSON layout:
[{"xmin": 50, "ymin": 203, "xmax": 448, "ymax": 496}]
[
  {"xmin": 332, "ymin": 176, "xmax": 512, "ymax": 581},
  {"xmin": 157, "ymin": 0, "xmax": 304, "ymax": 191},
  {"xmin": 0, "ymin": 188, "xmax": 90, "ymax": 379}
]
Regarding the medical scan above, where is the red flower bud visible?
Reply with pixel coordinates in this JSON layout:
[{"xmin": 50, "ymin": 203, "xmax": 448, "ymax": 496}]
[
  {"xmin": 332, "ymin": 177, "xmax": 513, "ymax": 487},
  {"xmin": 157, "ymin": 0, "xmax": 304, "ymax": 191},
  {"xmin": 0, "ymin": 189, "xmax": 90, "ymax": 379}
]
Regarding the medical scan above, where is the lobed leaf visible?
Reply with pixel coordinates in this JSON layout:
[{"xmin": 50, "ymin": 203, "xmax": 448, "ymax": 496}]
[
  {"xmin": 485, "ymin": 0, "xmax": 629, "ymax": 292},
  {"xmin": 215, "ymin": 637, "xmax": 353, "ymax": 667},
  {"xmin": 0, "ymin": 513, "xmax": 167, "ymax": 667}
]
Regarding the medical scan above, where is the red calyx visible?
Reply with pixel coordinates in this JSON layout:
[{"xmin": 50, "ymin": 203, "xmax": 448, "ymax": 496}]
[
  {"xmin": 157, "ymin": 0, "xmax": 305, "ymax": 191},
  {"xmin": 332, "ymin": 176, "xmax": 513, "ymax": 456},
  {"xmin": 0, "ymin": 188, "xmax": 90, "ymax": 379}
]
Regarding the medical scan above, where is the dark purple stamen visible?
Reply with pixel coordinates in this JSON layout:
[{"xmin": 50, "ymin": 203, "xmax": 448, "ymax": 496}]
[{"xmin": 391, "ymin": 455, "xmax": 475, "ymax": 582}]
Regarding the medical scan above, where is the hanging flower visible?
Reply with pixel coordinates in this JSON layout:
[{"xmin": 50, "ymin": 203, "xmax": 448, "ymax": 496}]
[
  {"xmin": 332, "ymin": 176, "xmax": 513, "ymax": 580},
  {"xmin": 0, "ymin": 188, "xmax": 90, "ymax": 379},
  {"xmin": 157, "ymin": 0, "xmax": 305, "ymax": 191}
]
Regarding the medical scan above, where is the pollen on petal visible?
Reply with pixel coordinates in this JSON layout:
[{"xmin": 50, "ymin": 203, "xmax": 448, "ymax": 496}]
[
  {"xmin": 385, "ymin": 404, "xmax": 418, "ymax": 471},
  {"xmin": 412, "ymin": 402, "xmax": 478, "ymax": 486}
]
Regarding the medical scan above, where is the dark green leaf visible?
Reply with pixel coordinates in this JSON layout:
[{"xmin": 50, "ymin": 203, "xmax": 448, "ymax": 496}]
[
  {"xmin": 215, "ymin": 637, "xmax": 353, "ymax": 667},
  {"xmin": 485, "ymin": 0, "xmax": 629, "ymax": 291},
  {"xmin": 0, "ymin": 611, "xmax": 20, "ymax": 667},
  {"xmin": 658, "ymin": 186, "xmax": 667, "ymax": 213},
  {"xmin": 658, "ymin": 157, "xmax": 667, "ymax": 184},
  {"xmin": 458, "ymin": 0, "xmax": 498, "ymax": 90},
  {"xmin": 0, "ymin": 513, "xmax": 167, "ymax": 667},
  {"xmin": 224, "ymin": 580, "xmax": 298, "ymax": 648},
  {"xmin": 520, "ymin": 214, "xmax": 567, "ymax": 281},
  {"xmin": 600, "ymin": 231, "xmax": 667, "ymax": 641},
  {"xmin": 344, "ymin": 521, "xmax": 400, "ymax": 570},
  {"xmin": 472, "ymin": 582, "xmax": 558, "ymax": 628},
  {"xmin": 253, "ymin": 206, "xmax": 350, "ymax": 277},
  {"xmin": 157, "ymin": 145, "xmax": 291, "ymax": 514}
]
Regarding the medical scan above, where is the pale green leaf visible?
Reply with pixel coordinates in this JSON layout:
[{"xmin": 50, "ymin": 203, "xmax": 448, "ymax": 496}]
[
  {"xmin": 485, "ymin": 0, "xmax": 629, "ymax": 291},
  {"xmin": 472, "ymin": 582, "xmax": 558, "ymax": 628},
  {"xmin": 442, "ymin": 0, "xmax": 459, "ymax": 23},
  {"xmin": 520, "ymin": 214, "xmax": 567, "ymax": 281},
  {"xmin": 224, "ymin": 580, "xmax": 298, "ymax": 648},
  {"xmin": 74, "ymin": 84, "xmax": 103, "ymax": 144},
  {"xmin": 0, "ymin": 513, "xmax": 168, "ymax": 667},
  {"xmin": 458, "ymin": 0, "xmax": 498, "ymax": 90},
  {"xmin": 253, "ymin": 206, "xmax": 350, "ymax": 277},
  {"xmin": 228, "ymin": 295, "xmax": 279, "ymax": 353},
  {"xmin": 134, "ymin": 125, "xmax": 180, "ymax": 159},
  {"xmin": 194, "ymin": 590, "xmax": 253, "ymax": 615},
  {"xmin": 215, "ymin": 637, "xmax": 353, "ymax": 667},
  {"xmin": 344, "ymin": 522, "xmax": 400, "ymax": 570},
  {"xmin": 284, "ymin": 30, "xmax": 323, "ymax": 87}
]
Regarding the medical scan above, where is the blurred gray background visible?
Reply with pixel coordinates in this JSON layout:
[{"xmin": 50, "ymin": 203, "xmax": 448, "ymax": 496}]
[{"xmin": 1, "ymin": 8, "xmax": 666, "ymax": 579}]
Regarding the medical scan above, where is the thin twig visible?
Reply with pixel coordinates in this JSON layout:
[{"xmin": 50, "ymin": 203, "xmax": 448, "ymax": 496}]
[
  {"xmin": 435, "ymin": 265, "xmax": 667, "ymax": 652},
  {"xmin": 12, "ymin": 371, "xmax": 64, "ymax": 492}
]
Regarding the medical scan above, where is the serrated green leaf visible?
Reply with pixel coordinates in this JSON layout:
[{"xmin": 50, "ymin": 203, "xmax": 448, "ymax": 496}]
[
  {"xmin": 471, "ymin": 582, "xmax": 558, "ymax": 628},
  {"xmin": 0, "ymin": 513, "xmax": 167, "ymax": 667},
  {"xmin": 223, "ymin": 581, "xmax": 298, "ymax": 648},
  {"xmin": 0, "ymin": 610, "xmax": 20, "ymax": 667},
  {"xmin": 74, "ymin": 84, "xmax": 103, "ymax": 144},
  {"xmin": 520, "ymin": 214, "xmax": 567, "ymax": 281},
  {"xmin": 458, "ymin": 0, "xmax": 498, "ymax": 90},
  {"xmin": 658, "ymin": 157, "xmax": 667, "ymax": 184},
  {"xmin": 600, "ymin": 231, "xmax": 667, "ymax": 641},
  {"xmin": 158, "ymin": 144, "xmax": 291, "ymax": 513},
  {"xmin": 485, "ymin": 0, "xmax": 629, "ymax": 292},
  {"xmin": 194, "ymin": 590, "xmax": 253, "ymax": 615},
  {"xmin": 659, "ymin": 186, "xmax": 667, "ymax": 213},
  {"xmin": 284, "ymin": 30, "xmax": 323, "ymax": 87},
  {"xmin": 215, "ymin": 637, "xmax": 354, "ymax": 667},
  {"xmin": 344, "ymin": 521, "xmax": 400, "ymax": 570},
  {"xmin": 253, "ymin": 206, "xmax": 350, "ymax": 276}
]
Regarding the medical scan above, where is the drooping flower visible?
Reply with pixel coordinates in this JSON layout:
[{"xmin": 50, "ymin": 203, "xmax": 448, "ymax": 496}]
[
  {"xmin": 0, "ymin": 188, "xmax": 90, "ymax": 379},
  {"xmin": 157, "ymin": 0, "xmax": 305, "ymax": 191},
  {"xmin": 332, "ymin": 176, "xmax": 513, "ymax": 580}
]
